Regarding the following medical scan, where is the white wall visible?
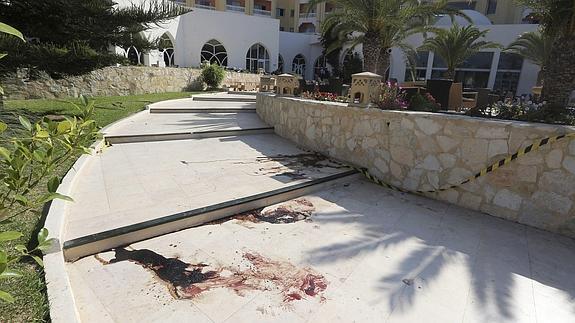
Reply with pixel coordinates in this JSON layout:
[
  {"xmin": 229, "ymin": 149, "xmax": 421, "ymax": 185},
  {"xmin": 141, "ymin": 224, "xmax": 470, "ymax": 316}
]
[
  {"xmin": 176, "ymin": 9, "xmax": 279, "ymax": 71},
  {"xmin": 279, "ymin": 32, "xmax": 324, "ymax": 79}
]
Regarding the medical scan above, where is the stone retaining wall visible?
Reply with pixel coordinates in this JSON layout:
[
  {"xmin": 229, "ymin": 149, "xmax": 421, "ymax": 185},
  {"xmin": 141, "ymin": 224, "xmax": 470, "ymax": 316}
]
[
  {"xmin": 257, "ymin": 94, "xmax": 575, "ymax": 237},
  {"xmin": 1, "ymin": 66, "xmax": 261, "ymax": 100}
]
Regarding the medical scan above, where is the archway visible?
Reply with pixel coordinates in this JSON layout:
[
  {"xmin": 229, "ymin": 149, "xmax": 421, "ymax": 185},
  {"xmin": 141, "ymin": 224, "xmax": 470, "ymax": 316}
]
[
  {"xmin": 292, "ymin": 54, "xmax": 306, "ymax": 77},
  {"xmin": 313, "ymin": 55, "xmax": 330, "ymax": 80},
  {"xmin": 201, "ymin": 39, "xmax": 229, "ymax": 66},
  {"xmin": 159, "ymin": 32, "xmax": 175, "ymax": 66},
  {"xmin": 298, "ymin": 23, "xmax": 316, "ymax": 33},
  {"xmin": 245, "ymin": 43, "xmax": 270, "ymax": 72}
]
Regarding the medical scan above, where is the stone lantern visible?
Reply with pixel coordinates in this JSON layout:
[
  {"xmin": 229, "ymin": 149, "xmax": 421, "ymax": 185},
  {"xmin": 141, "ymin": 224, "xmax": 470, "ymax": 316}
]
[
  {"xmin": 348, "ymin": 72, "xmax": 383, "ymax": 108},
  {"xmin": 276, "ymin": 74, "xmax": 299, "ymax": 96},
  {"xmin": 259, "ymin": 75, "xmax": 276, "ymax": 92}
]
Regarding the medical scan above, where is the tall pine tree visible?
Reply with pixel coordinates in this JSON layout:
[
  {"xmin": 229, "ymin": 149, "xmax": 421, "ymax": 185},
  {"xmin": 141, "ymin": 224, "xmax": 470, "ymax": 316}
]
[{"xmin": 0, "ymin": 0, "xmax": 189, "ymax": 77}]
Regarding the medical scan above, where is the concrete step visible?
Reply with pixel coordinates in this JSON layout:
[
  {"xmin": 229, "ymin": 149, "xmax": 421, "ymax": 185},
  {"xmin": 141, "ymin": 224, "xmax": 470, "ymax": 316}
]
[
  {"xmin": 62, "ymin": 170, "xmax": 360, "ymax": 261},
  {"xmin": 149, "ymin": 107, "xmax": 256, "ymax": 113},
  {"xmin": 105, "ymin": 127, "xmax": 275, "ymax": 144},
  {"xmin": 192, "ymin": 96, "xmax": 256, "ymax": 103}
]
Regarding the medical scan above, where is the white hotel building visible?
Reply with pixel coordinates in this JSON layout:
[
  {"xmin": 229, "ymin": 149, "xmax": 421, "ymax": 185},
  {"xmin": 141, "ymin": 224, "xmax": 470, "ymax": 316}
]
[{"xmin": 118, "ymin": 0, "xmax": 541, "ymax": 96}]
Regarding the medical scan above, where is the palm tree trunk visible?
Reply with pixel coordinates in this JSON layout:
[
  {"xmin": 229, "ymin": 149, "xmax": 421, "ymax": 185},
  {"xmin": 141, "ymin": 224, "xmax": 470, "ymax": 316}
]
[
  {"xmin": 378, "ymin": 49, "xmax": 390, "ymax": 79},
  {"xmin": 444, "ymin": 68, "xmax": 455, "ymax": 80},
  {"xmin": 542, "ymin": 35, "xmax": 575, "ymax": 107},
  {"xmin": 362, "ymin": 33, "xmax": 380, "ymax": 74}
]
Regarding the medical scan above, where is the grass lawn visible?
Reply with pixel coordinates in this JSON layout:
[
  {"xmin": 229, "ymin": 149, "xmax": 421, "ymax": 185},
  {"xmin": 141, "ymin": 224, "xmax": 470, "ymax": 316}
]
[{"xmin": 0, "ymin": 91, "xmax": 201, "ymax": 322}]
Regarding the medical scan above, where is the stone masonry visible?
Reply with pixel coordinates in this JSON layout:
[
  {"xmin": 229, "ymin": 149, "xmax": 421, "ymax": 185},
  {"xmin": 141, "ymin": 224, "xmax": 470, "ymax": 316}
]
[
  {"xmin": 257, "ymin": 93, "xmax": 575, "ymax": 237},
  {"xmin": 1, "ymin": 66, "xmax": 261, "ymax": 100}
]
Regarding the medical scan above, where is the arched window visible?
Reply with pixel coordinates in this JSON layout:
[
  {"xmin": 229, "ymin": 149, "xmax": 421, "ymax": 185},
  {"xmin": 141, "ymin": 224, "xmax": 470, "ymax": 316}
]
[
  {"xmin": 245, "ymin": 43, "xmax": 270, "ymax": 73},
  {"xmin": 298, "ymin": 23, "xmax": 316, "ymax": 33},
  {"xmin": 201, "ymin": 39, "xmax": 228, "ymax": 66},
  {"xmin": 124, "ymin": 32, "xmax": 146, "ymax": 65},
  {"xmin": 292, "ymin": 54, "xmax": 306, "ymax": 76},
  {"xmin": 126, "ymin": 46, "xmax": 142, "ymax": 65},
  {"xmin": 278, "ymin": 55, "xmax": 284, "ymax": 73},
  {"xmin": 313, "ymin": 55, "xmax": 329, "ymax": 79},
  {"xmin": 159, "ymin": 33, "xmax": 175, "ymax": 66}
]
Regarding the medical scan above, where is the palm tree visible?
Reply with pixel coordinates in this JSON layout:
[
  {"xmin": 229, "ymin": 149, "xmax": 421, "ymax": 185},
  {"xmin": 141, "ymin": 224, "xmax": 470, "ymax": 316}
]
[
  {"xmin": 505, "ymin": 31, "xmax": 551, "ymax": 85},
  {"xmin": 310, "ymin": 0, "xmax": 462, "ymax": 76},
  {"xmin": 419, "ymin": 24, "xmax": 501, "ymax": 79},
  {"xmin": 515, "ymin": 0, "xmax": 575, "ymax": 106}
]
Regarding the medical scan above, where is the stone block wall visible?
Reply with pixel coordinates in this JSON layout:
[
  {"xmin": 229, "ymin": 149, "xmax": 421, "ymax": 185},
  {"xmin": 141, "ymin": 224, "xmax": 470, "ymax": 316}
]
[
  {"xmin": 1, "ymin": 66, "xmax": 261, "ymax": 100},
  {"xmin": 257, "ymin": 94, "xmax": 575, "ymax": 237}
]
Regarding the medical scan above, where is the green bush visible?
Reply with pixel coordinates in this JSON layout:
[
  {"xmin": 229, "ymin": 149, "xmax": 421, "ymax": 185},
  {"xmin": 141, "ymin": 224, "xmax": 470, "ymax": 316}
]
[
  {"xmin": 200, "ymin": 63, "xmax": 225, "ymax": 89},
  {"xmin": 0, "ymin": 38, "xmax": 126, "ymax": 78},
  {"xmin": 408, "ymin": 92, "xmax": 440, "ymax": 112}
]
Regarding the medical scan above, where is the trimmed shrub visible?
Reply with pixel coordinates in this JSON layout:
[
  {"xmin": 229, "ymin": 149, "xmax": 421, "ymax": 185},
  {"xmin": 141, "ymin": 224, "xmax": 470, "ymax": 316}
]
[{"xmin": 200, "ymin": 63, "xmax": 225, "ymax": 89}]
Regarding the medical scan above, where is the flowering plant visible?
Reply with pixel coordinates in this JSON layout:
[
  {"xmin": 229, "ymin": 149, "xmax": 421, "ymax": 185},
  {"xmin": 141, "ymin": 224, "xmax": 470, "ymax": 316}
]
[
  {"xmin": 469, "ymin": 99, "xmax": 575, "ymax": 125},
  {"xmin": 376, "ymin": 82, "xmax": 408, "ymax": 110},
  {"xmin": 301, "ymin": 91, "xmax": 348, "ymax": 103}
]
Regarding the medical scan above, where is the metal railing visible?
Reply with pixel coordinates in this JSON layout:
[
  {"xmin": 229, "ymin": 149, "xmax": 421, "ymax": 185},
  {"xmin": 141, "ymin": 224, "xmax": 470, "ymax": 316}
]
[
  {"xmin": 226, "ymin": 4, "xmax": 245, "ymax": 12},
  {"xmin": 299, "ymin": 12, "xmax": 317, "ymax": 18},
  {"xmin": 253, "ymin": 8, "xmax": 271, "ymax": 16}
]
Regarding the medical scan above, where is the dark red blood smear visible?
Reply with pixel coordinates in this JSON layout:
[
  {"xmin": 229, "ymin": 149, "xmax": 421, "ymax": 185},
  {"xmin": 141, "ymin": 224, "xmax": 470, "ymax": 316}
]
[
  {"xmin": 301, "ymin": 274, "xmax": 328, "ymax": 296},
  {"xmin": 109, "ymin": 248, "xmax": 216, "ymax": 289},
  {"xmin": 286, "ymin": 293, "xmax": 302, "ymax": 301},
  {"xmin": 104, "ymin": 248, "xmax": 328, "ymax": 304}
]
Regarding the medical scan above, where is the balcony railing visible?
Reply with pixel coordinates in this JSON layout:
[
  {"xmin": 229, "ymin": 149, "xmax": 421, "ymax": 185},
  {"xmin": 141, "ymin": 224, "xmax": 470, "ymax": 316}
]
[
  {"xmin": 253, "ymin": 8, "xmax": 271, "ymax": 16},
  {"xmin": 299, "ymin": 12, "xmax": 317, "ymax": 18},
  {"xmin": 195, "ymin": 3, "xmax": 216, "ymax": 10},
  {"xmin": 226, "ymin": 4, "xmax": 245, "ymax": 12}
]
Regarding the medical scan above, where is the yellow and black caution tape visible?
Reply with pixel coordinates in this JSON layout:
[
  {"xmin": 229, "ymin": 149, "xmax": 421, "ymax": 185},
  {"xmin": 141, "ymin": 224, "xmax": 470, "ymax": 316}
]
[{"xmin": 354, "ymin": 132, "xmax": 575, "ymax": 194}]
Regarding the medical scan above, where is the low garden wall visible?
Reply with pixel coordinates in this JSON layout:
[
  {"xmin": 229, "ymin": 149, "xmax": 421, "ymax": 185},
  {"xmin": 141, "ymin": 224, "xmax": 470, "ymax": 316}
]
[
  {"xmin": 257, "ymin": 93, "xmax": 575, "ymax": 237},
  {"xmin": 1, "ymin": 66, "xmax": 261, "ymax": 99}
]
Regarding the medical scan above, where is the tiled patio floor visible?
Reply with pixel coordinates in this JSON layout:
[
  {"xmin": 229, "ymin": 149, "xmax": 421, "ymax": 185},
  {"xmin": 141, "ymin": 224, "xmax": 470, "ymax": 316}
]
[
  {"xmin": 62, "ymin": 93, "xmax": 575, "ymax": 322},
  {"xmin": 68, "ymin": 178, "xmax": 575, "ymax": 322}
]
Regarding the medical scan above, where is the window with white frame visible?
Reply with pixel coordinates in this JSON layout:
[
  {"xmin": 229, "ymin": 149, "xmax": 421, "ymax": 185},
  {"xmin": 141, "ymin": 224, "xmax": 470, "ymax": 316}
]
[
  {"xmin": 292, "ymin": 54, "xmax": 306, "ymax": 76},
  {"xmin": 245, "ymin": 43, "xmax": 270, "ymax": 72},
  {"xmin": 404, "ymin": 51, "xmax": 429, "ymax": 81},
  {"xmin": 159, "ymin": 33, "xmax": 175, "ymax": 66},
  {"xmin": 313, "ymin": 55, "xmax": 330, "ymax": 79},
  {"xmin": 431, "ymin": 52, "xmax": 494, "ymax": 88},
  {"xmin": 201, "ymin": 39, "xmax": 228, "ymax": 66},
  {"xmin": 494, "ymin": 52, "xmax": 523, "ymax": 95}
]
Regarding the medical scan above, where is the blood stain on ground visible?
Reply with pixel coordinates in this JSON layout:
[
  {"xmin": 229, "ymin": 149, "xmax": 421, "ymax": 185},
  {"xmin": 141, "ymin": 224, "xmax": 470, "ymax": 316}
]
[
  {"xmin": 98, "ymin": 248, "xmax": 328, "ymax": 304},
  {"xmin": 250, "ymin": 152, "xmax": 347, "ymax": 178},
  {"xmin": 207, "ymin": 198, "xmax": 315, "ymax": 225}
]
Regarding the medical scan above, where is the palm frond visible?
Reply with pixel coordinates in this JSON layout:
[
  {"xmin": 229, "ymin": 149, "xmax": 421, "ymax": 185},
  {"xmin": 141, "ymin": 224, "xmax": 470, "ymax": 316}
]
[{"xmin": 505, "ymin": 31, "xmax": 551, "ymax": 67}]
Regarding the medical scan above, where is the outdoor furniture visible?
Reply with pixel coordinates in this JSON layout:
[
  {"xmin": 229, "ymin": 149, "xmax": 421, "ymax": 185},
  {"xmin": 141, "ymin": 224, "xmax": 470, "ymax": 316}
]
[
  {"xmin": 259, "ymin": 75, "xmax": 276, "ymax": 92},
  {"xmin": 276, "ymin": 73, "xmax": 299, "ymax": 96},
  {"xmin": 532, "ymin": 86, "xmax": 543, "ymax": 96},
  {"xmin": 449, "ymin": 83, "xmax": 478, "ymax": 111},
  {"xmin": 468, "ymin": 88, "xmax": 492, "ymax": 110},
  {"xmin": 426, "ymin": 79, "xmax": 453, "ymax": 109},
  {"xmin": 230, "ymin": 81, "xmax": 244, "ymax": 91},
  {"xmin": 488, "ymin": 93, "xmax": 500, "ymax": 105}
]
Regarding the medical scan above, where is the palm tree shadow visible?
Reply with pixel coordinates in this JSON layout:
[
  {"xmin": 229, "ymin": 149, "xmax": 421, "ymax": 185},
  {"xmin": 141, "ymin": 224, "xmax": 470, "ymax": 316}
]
[{"xmin": 302, "ymin": 180, "xmax": 575, "ymax": 320}]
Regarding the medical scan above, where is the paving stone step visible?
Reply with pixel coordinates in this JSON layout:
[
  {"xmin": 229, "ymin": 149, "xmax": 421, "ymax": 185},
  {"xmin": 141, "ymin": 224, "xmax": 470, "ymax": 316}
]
[
  {"xmin": 192, "ymin": 96, "xmax": 256, "ymax": 102},
  {"xmin": 62, "ymin": 170, "xmax": 360, "ymax": 261},
  {"xmin": 149, "ymin": 107, "xmax": 256, "ymax": 113},
  {"xmin": 105, "ymin": 127, "xmax": 275, "ymax": 144}
]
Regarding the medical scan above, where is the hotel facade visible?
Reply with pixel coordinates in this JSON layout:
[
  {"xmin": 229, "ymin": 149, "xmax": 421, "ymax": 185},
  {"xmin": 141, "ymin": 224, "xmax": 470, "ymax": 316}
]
[{"xmin": 118, "ymin": 0, "xmax": 541, "ymax": 96}]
